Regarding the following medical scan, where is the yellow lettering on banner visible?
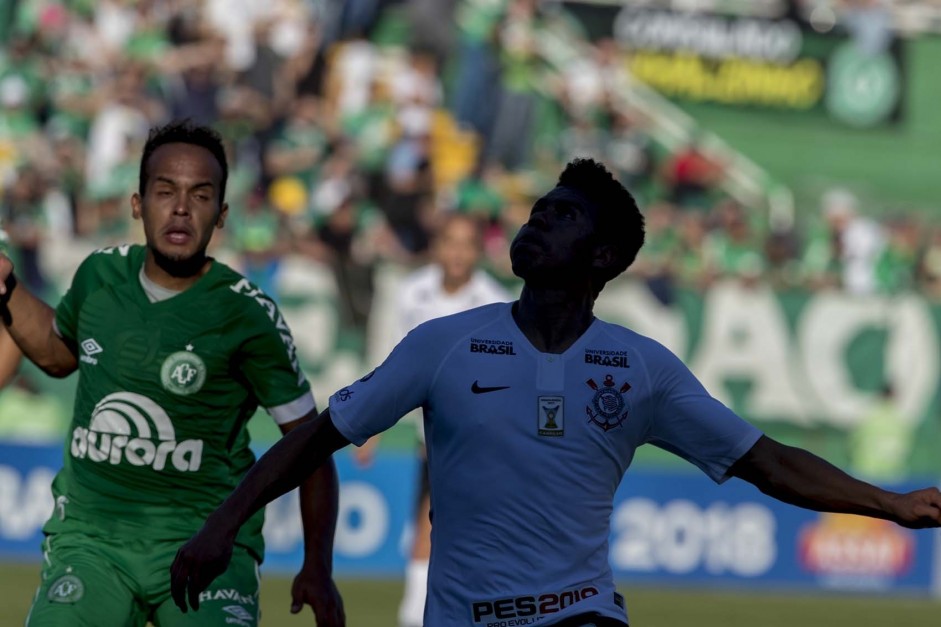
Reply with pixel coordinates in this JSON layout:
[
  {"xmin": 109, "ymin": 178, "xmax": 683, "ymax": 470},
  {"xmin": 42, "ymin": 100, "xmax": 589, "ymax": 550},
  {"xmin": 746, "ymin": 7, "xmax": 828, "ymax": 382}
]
[{"xmin": 627, "ymin": 52, "xmax": 824, "ymax": 109}]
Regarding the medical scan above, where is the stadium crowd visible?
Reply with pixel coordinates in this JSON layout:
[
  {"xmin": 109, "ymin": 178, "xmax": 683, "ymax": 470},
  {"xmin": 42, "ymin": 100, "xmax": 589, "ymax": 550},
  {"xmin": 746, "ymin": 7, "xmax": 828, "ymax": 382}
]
[{"xmin": 1, "ymin": 0, "xmax": 940, "ymax": 337}]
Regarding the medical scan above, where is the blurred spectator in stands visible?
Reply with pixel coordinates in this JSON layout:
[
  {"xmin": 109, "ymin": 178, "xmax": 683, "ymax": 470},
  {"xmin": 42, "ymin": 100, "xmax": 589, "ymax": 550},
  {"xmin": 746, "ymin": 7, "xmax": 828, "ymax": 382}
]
[
  {"xmin": 2, "ymin": 165, "xmax": 49, "ymax": 295},
  {"xmin": 339, "ymin": 76, "xmax": 396, "ymax": 197},
  {"xmin": 704, "ymin": 198, "xmax": 766, "ymax": 285},
  {"xmin": 631, "ymin": 201, "xmax": 678, "ymax": 306},
  {"xmin": 231, "ymin": 187, "xmax": 289, "ymax": 300},
  {"xmin": 661, "ymin": 136, "xmax": 724, "ymax": 210},
  {"xmin": 239, "ymin": 18, "xmax": 288, "ymax": 119},
  {"xmin": 0, "ymin": 35, "xmax": 45, "ymax": 150},
  {"xmin": 674, "ymin": 211, "xmax": 709, "ymax": 288},
  {"xmin": 837, "ymin": 195, "xmax": 886, "ymax": 295},
  {"xmin": 84, "ymin": 61, "xmax": 162, "ymax": 189},
  {"xmin": 283, "ymin": 17, "xmax": 326, "ymax": 98},
  {"xmin": 310, "ymin": 141, "xmax": 359, "ymax": 224},
  {"xmin": 918, "ymin": 227, "xmax": 941, "ymax": 301},
  {"xmin": 322, "ymin": 0, "xmax": 387, "ymax": 44},
  {"xmin": 452, "ymin": 160, "xmax": 514, "ymax": 279},
  {"xmin": 329, "ymin": 36, "xmax": 379, "ymax": 120},
  {"xmin": 849, "ymin": 382, "xmax": 912, "ymax": 483},
  {"xmin": 93, "ymin": 0, "xmax": 139, "ymax": 60},
  {"xmin": 558, "ymin": 113, "xmax": 605, "ymax": 165},
  {"xmin": 46, "ymin": 54, "xmax": 100, "ymax": 144},
  {"xmin": 296, "ymin": 188, "xmax": 377, "ymax": 333},
  {"xmin": 380, "ymin": 129, "xmax": 434, "ymax": 256},
  {"xmin": 558, "ymin": 37, "xmax": 623, "ymax": 122},
  {"xmin": 803, "ymin": 188, "xmax": 885, "ymax": 294},
  {"xmin": 203, "ymin": 0, "xmax": 281, "ymax": 73},
  {"xmin": 875, "ymin": 214, "xmax": 920, "ymax": 294},
  {"xmin": 486, "ymin": 0, "xmax": 541, "ymax": 170},
  {"xmin": 764, "ymin": 224, "xmax": 803, "ymax": 289},
  {"xmin": 264, "ymin": 95, "xmax": 329, "ymax": 190},
  {"xmin": 604, "ymin": 109, "xmax": 654, "ymax": 197},
  {"xmin": 390, "ymin": 47, "xmax": 442, "ymax": 124},
  {"xmin": 452, "ymin": 0, "xmax": 506, "ymax": 139},
  {"xmin": 49, "ymin": 133, "xmax": 86, "ymax": 235},
  {"xmin": 85, "ymin": 171, "xmax": 133, "ymax": 244},
  {"xmin": 408, "ymin": 0, "xmax": 460, "ymax": 67},
  {"xmin": 165, "ymin": 25, "xmax": 228, "ymax": 127},
  {"xmin": 454, "ymin": 159, "xmax": 505, "ymax": 221},
  {"xmin": 82, "ymin": 132, "xmax": 139, "ymax": 241}
]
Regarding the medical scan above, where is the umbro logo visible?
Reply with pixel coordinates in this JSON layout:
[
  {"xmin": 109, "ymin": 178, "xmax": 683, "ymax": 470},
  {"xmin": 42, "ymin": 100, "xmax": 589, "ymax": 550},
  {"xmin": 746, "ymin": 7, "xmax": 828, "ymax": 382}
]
[
  {"xmin": 471, "ymin": 381, "xmax": 510, "ymax": 394},
  {"xmin": 80, "ymin": 338, "xmax": 102, "ymax": 365}
]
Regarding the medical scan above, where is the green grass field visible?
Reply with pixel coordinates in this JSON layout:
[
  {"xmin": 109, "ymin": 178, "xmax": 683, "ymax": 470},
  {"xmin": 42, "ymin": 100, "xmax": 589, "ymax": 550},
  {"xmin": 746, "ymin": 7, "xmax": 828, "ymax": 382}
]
[{"xmin": 2, "ymin": 561, "xmax": 940, "ymax": 627}]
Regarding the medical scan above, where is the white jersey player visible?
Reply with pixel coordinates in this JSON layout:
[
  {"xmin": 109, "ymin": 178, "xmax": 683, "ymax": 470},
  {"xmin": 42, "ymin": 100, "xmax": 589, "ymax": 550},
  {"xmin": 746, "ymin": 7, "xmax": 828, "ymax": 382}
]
[{"xmin": 173, "ymin": 158, "xmax": 941, "ymax": 627}]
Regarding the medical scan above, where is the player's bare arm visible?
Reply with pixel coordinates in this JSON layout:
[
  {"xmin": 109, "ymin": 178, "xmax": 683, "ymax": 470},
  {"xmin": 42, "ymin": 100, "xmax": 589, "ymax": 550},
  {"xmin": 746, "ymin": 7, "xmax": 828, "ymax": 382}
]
[
  {"xmin": 0, "ymin": 326, "xmax": 23, "ymax": 387},
  {"xmin": 279, "ymin": 412, "xmax": 345, "ymax": 627},
  {"xmin": 729, "ymin": 435, "xmax": 941, "ymax": 529},
  {"xmin": 0, "ymin": 254, "xmax": 77, "ymax": 377},
  {"xmin": 170, "ymin": 407, "xmax": 350, "ymax": 613}
]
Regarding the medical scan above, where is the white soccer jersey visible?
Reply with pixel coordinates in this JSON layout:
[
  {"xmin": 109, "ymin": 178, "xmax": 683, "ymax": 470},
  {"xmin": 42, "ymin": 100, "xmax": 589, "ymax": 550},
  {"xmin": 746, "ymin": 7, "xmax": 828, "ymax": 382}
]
[{"xmin": 329, "ymin": 303, "xmax": 762, "ymax": 626}]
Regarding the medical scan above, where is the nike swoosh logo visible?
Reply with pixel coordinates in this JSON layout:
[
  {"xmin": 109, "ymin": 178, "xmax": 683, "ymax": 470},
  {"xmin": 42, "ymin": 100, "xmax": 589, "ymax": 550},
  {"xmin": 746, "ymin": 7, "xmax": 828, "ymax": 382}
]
[{"xmin": 471, "ymin": 381, "xmax": 510, "ymax": 394}]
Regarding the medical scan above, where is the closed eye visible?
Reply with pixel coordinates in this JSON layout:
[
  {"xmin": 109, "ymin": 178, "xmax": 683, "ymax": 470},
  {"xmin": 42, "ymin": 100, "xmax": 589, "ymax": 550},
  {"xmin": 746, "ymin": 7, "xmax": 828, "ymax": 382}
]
[{"xmin": 555, "ymin": 202, "xmax": 577, "ymax": 220}]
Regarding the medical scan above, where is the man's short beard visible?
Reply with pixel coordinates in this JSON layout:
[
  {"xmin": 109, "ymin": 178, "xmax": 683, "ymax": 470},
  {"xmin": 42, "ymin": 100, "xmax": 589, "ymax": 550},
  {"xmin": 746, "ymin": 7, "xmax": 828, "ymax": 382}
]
[{"xmin": 150, "ymin": 245, "xmax": 209, "ymax": 278}]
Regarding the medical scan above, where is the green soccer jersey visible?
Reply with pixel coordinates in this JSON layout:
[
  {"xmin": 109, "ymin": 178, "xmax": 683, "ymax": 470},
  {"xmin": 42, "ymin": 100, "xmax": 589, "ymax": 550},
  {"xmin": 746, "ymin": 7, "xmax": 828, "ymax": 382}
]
[{"xmin": 44, "ymin": 244, "xmax": 315, "ymax": 560}]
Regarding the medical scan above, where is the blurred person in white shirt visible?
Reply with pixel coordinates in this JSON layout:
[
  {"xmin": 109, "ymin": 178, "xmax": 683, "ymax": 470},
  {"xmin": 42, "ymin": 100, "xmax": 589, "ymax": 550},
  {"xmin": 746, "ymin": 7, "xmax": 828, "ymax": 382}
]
[{"xmin": 824, "ymin": 188, "xmax": 886, "ymax": 295}]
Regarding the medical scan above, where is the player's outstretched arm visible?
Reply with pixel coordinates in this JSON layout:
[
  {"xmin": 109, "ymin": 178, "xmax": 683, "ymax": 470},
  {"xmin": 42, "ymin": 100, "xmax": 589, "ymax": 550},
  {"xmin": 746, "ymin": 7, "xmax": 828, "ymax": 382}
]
[
  {"xmin": 280, "ymin": 415, "xmax": 345, "ymax": 627},
  {"xmin": 0, "ymin": 326, "xmax": 23, "ymax": 388},
  {"xmin": 0, "ymin": 257, "xmax": 77, "ymax": 377},
  {"xmin": 170, "ymin": 407, "xmax": 350, "ymax": 614},
  {"xmin": 729, "ymin": 435, "xmax": 941, "ymax": 529}
]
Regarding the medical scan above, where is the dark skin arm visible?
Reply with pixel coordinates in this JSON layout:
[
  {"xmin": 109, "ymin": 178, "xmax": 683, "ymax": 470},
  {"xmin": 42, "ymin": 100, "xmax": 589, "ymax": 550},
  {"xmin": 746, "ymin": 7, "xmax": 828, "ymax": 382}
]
[
  {"xmin": 278, "ymin": 413, "xmax": 345, "ymax": 626},
  {"xmin": 730, "ymin": 435, "xmax": 941, "ymax": 529},
  {"xmin": 171, "ymin": 407, "xmax": 351, "ymax": 615},
  {"xmin": 0, "ymin": 326, "xmax": 23, "ymax": 388},
  {"xmin": 0, "ymin": 257, "xmax": 77, "ymax": 378}
]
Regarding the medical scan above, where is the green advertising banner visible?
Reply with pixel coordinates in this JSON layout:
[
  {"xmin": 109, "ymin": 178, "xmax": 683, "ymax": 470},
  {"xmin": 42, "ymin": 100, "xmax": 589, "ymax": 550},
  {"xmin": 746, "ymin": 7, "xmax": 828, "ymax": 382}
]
[{"xmin": 562, "ymin": 3, "xmax": 906, "ymax": 127}]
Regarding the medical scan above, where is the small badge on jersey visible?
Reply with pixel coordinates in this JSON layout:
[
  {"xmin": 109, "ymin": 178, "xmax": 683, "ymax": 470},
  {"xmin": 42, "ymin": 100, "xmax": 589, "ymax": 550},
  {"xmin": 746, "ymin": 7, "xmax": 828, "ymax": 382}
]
[
  {"xmin": 585, "ymin": 374, "xmax": 631, "ymax": 432},
  {"xmin": 537, "ymin": 396, "xmax": 564, "ymax": 437},
  {"xmin": 160, "ymin": 344, "xmax": 206, "ymax": 396},
  {"xmin": 47, "ymin": 574, "xmax": 84, "ymax": 603}
]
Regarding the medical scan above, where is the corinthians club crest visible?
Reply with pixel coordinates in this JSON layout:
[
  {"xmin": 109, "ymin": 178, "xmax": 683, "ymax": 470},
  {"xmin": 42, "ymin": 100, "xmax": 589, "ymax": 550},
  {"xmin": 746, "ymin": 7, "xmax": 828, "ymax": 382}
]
[{"xmin": 586, "ymin": 374, "xmax": 631, "ymax": 432}]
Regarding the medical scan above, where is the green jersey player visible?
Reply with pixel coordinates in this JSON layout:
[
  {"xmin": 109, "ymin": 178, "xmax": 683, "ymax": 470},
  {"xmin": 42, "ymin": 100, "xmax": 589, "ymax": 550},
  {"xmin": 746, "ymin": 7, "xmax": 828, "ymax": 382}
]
[{"xmin": 0, "ymin": 122, "xmax": 345, "ymax": 627}]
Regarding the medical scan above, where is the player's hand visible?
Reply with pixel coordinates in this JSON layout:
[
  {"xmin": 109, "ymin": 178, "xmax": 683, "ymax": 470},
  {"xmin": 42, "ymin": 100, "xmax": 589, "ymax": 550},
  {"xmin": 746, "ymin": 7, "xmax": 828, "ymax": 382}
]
[
  {"xmin": 290, "ymin": 564, "xmax": 346, "ymax": 626},
  {"xmin": 169, "ymin": 522, "xmax": 236, "ymax": 613},
  {"xmin": 887, "ymin": 487, "xmax": 941, "ymax": 529}
]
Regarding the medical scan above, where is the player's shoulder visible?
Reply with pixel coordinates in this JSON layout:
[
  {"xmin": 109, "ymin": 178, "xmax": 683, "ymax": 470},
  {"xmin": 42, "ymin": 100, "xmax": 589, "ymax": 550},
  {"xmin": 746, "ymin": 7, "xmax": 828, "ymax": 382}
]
[{"xmin": 76, "ymin": 243, "xmax": 146, "ymax": 283}]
